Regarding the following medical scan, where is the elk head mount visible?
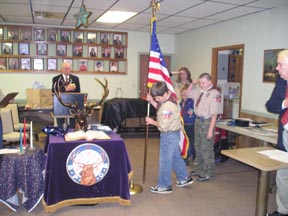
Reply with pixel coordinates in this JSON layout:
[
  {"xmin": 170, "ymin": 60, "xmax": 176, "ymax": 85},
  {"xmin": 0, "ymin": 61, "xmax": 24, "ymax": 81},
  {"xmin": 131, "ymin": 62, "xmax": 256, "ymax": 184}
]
[{"xmin": 54, "ymin": 77, "xmax": 109, "ymax": 131}]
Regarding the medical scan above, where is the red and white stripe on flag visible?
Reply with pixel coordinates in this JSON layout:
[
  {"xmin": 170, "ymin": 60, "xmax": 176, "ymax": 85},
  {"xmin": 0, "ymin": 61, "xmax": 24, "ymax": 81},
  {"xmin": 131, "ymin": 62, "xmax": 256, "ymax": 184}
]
[{"xmin": 147, "ymin": 18, "xmax": 189, "ymax": 158}]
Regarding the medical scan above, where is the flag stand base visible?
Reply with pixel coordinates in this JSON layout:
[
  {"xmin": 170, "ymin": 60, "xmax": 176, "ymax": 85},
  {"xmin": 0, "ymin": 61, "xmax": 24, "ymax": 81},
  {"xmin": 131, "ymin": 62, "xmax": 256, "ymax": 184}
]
[{"xmin": 129, "ymin": 180, "xmax": 143, "ymax": 195}]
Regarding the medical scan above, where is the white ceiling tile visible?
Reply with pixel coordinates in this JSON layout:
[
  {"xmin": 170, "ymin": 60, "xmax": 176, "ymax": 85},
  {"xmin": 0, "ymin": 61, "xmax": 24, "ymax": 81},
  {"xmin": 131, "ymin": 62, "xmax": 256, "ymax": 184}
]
[
  {"xmin": 212, "ymin": 0, "xmax": 256, "ymax": 5},
  {"xmin": 159, "ymin": 0, "xmax": 206, "ymax": 14},
  {"xmin": 0, "ymin": 0, "xmax": 284, "ymax": 34},
  {"xmin": 158, "ymin": 16, "xmax": 198, "ymax": 27},
  {"xmin": 107, "ymin": 0, "xmax": 151, "ymax": 12},
  {"xmin": 179, "ymin": 19, "xmax": 221, "ymax": 29},
  {"xmin": 180, "ymin": 1, "xmax": 237, "ymax": 18},
  {"xmin": 123, "ymin": 13, "xmax": 166, "ymax": 25},
  {"xmin": 208, "ymin": 6, "xmax": 266, "ymax": 20},
  {"xmin": 247, "ymin": 0, "xmax": 288, "ymax": 8}
]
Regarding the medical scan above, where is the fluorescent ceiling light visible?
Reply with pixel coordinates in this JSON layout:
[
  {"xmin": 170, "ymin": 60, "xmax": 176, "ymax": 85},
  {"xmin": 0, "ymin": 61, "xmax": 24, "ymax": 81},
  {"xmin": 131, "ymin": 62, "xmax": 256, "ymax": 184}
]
[{"xmin": 96, "ymin": 11, "xmax": 137, "ymax": 23}]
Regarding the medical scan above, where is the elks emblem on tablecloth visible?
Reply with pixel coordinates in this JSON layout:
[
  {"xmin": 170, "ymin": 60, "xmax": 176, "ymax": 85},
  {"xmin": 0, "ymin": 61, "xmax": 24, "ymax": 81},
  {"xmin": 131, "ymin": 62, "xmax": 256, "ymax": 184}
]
[{"xmin": 66, "ymin": 143, "xmax": 110, "ymax": 186}]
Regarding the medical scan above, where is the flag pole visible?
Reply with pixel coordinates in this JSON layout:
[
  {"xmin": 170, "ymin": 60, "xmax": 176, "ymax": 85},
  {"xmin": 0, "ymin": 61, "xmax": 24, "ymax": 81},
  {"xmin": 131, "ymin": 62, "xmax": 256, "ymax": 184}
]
[
  {"xmin": 142, "ymin": 0, "xmax": 160, "ymax": 184},
  {"xmin": 143, "ymin": 103, "xmax": 149, "ymax": 183}
]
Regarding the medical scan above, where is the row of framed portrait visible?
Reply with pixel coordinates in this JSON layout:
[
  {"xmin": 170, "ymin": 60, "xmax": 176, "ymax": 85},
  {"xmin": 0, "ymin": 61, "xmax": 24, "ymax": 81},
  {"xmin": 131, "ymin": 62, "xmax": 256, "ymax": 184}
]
[
  {"xmin": 1, "ymin": 42, "xmax": 125, "ymax": 58},
  {"xmin": 0, "ymin": 27, "xmax": 126, "ymax": 45},
  {"xmin": 0, "ymin": 57, "xmax": 122, "ymax": 72}
]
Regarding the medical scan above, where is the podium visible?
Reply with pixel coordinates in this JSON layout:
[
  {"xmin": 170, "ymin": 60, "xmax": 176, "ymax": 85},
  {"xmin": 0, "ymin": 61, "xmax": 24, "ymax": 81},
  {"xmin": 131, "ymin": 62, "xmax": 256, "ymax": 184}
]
[{"xmin": 52, "ymin": 93, "xmax": 87, "ymax": 126}]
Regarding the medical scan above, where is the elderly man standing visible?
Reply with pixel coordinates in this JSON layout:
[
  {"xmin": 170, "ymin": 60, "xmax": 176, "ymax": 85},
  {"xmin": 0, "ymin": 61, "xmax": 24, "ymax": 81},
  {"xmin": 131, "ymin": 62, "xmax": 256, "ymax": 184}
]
[
  {"xmin": 52, "ymin": 62, "xmax": 81, "ymax": 128},
  {"xmin": 266, "ymin": 49, "xmax": 288, "ymax": 216}
]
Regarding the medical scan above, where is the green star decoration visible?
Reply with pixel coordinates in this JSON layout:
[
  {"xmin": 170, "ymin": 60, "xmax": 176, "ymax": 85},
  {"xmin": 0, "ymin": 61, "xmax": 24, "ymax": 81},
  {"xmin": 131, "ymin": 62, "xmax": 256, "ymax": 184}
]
[{"xmin": 74, "ymin": 4, "xmax": 92, "ymax": 29}]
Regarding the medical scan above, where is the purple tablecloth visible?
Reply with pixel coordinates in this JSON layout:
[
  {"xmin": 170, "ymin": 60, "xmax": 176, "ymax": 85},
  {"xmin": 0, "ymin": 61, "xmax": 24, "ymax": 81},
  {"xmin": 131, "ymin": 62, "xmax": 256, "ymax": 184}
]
[
  {"xmin": 43, "ymin": 132, "xmax": 132, "ymax": 213},
  {"xmin": 0, "ymin": 148, "xmax": 46, "ymax": 212}
]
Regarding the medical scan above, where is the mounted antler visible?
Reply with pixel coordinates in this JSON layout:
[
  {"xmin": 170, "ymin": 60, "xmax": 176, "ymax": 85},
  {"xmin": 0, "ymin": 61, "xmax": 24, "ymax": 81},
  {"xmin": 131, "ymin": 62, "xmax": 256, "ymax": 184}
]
[{"xmin": 54, "ymin": 77, "xmax": 109, "ymax": 131}]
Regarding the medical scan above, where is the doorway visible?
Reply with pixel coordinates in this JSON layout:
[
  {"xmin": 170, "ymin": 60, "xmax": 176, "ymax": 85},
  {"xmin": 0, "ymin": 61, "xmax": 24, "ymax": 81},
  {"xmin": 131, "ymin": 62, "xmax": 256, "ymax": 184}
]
[
  {"xmin": 139, "ymin": 54, "xmax": 171, "ymax": 98},
  {"xmin": 211, "ymin": 44, "xmax": 244, "ymax": 118}
]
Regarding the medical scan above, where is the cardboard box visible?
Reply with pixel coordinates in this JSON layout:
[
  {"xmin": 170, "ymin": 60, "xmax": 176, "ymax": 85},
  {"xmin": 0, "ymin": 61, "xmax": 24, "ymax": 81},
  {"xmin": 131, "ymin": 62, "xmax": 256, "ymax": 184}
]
[{"xmin": 26, "ymin": 88, "xmax": 53, "ymax": 108}]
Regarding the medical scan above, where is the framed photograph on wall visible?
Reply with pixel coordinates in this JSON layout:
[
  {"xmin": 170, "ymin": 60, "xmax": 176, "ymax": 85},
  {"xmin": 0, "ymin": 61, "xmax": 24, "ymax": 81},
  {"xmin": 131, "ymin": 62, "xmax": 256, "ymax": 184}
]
[
  {"xmin": 115, "ymin": 47, "xmax": 124, "ymax": 58},
  {"xmin": 0, "ymin": 58, "xmax": 7, "ymax": 69},
  {"xmin": 110, "ymin": 61, "xmax": 118, "ymax": 72},
  {"xmin": 101, "ymin": 47, "xmax": 110, "ymax": 58},
  {"xmin": 2, "ymin": 42, "xmax": 13, "ymax": 54},
  {"xmin": 60, "ymin": 30, "xmax": 70, "ymax": 42},
  {"xmin": 113, "ymin": 34, "xmax": 122, "ymax": 45},
  {"xmin": 37, "ymin": 43, "xmax": 48, "ymax": 55},
  {"xmin": 79, "ymin": 59, "xmax": 87, "ymax": 71},
  {"xmin": 20, "ymin": 58, "xmax": 31, "ymax": 70},
  {"xmin": 87, "ymin": 32, "xmax": 96, "ymax": 44},
  {"xmin": 47, "ymin": 29, "xmax": 57, "ymax": 41},
  {"xmin": 74, "ymin": 31, "xmax": 83, "ymax": 43},
  {"xmin": 8, "ymin": 27, "xmax": 19, "ymax": 40},
  {"xmin": 47, "ymin": 58, "xmax": 57, "ymax": 70},
  {"xmin": 100, "ymin": 33, "xmax": 109, "ymax": 44},
  {"xmin": 19, "ymin": 42, "xmax": 29, "ymax": 55},
  {"xmin": 8, "ymin": 58, "xmax": 19, "ymax": 69},
  {"xmin": 56, "ymin": 44, "xmax": 66, "ymax": 56},
  {"xmin": 72, "ymin": 45, "xmax": 83, "ymax": 57},
  {"xmin": 20, "ymin": 28, "xmax": 32, "ymax": 41},
  {"xmin": 88, "ymin": 46, "xmax": 97, "ymax": 57},
  {"xmin": 34, "ymin": 58, "xmax": 44, "ymax": 70},
  {"xmin": 34, "ymin": 29, "xmax": 45, "ymax": 41},
  {"xmin": 95, "ymin": 60, "xmax": 104, "ymax": 72},
  {"xmin": 263, "ymin": 49, "xmax": 284, "ymax": 83}
]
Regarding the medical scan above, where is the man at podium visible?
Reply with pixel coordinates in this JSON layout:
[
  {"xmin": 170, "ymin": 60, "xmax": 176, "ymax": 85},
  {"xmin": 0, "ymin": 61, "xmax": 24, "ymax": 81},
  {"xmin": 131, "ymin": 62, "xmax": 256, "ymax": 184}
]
[{"xmin": 52, "ymin": 62, "xmax": 81, "ymax": 128}]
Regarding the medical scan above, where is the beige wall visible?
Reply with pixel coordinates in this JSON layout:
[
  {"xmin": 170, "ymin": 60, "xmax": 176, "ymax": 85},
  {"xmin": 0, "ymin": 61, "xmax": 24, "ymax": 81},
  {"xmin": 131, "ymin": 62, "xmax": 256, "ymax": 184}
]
[{"xmin": 174, "ymin": 5, "xmax": 288, "ymax": 119}]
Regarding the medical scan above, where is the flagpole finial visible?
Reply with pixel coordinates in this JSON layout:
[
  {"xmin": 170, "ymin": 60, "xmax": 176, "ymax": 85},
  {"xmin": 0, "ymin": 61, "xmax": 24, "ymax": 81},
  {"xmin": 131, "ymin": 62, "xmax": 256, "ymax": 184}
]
[{"xmin": 150, "ymin": 0, "xmax": 160, "ymax": 17}]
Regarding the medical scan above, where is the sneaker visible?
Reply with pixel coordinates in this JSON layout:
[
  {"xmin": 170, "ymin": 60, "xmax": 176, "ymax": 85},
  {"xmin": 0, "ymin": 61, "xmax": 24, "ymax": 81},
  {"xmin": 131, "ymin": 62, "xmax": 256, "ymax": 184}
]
[
  {"xmin": 190, "ymin": 171, "xmax": 199, "ymax": 176},
  {"xmin": 150, "ymin": 185, "xmax": 172, "ymax": 194},
  {"xmin": 175, "ymin": 176, "xmax": 194, "ymax": 187},
  {"xmin": 197, "ymin": 175, "xmax": 215, "ymax": 182}
]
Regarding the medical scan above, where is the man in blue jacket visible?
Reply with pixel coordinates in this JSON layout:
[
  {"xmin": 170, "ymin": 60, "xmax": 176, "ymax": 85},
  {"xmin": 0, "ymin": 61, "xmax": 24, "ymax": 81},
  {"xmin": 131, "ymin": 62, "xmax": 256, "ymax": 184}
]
[{"xmin": 266, "ymin": 49, "xmax": 288, "ymax": 216}]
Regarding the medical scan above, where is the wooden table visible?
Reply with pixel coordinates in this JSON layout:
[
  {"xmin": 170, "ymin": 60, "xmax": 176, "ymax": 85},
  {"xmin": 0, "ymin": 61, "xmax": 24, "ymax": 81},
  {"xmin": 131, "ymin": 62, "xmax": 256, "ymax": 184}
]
[{"xmin": 222, "ymin": 147, "xmax": 288, "ymax": 216}]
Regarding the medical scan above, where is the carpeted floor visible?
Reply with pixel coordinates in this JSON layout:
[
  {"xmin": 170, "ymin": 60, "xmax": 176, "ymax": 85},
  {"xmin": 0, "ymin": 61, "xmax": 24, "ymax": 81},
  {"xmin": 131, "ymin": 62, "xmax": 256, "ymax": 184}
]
[{"xmin": 0, "ymin": 134, "xmax": 277, "ymax": 216}]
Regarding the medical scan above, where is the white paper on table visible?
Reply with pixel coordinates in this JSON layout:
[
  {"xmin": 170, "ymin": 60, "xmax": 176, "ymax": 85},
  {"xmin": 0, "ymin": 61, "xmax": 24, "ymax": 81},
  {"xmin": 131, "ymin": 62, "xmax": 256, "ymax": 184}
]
[
  {"xmin": 0, "ymin": 149, "xmax": 20, "ymax": 154},
  {"xmin": 258, "ymin": 150, "xmax": 288, "ymax": 163}
]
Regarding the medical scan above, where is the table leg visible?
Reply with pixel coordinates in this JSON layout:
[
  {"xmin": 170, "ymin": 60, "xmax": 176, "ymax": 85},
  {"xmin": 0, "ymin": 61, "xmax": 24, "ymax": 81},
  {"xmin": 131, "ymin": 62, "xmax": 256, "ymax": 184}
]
[{"xmin": 255, "ymin": 170, "xmax": 269, "ymax": 216}]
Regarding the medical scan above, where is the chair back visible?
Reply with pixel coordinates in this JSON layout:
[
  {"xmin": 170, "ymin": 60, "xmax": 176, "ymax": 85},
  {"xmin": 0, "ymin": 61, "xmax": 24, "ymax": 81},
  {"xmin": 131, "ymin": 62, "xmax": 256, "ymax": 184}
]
[
  {"xmin": 0, "ymin": 108, "xmax": 14, "ymax": 133},
  {"xmin": 6, "ymin": 104, "xmax": 20, "ymax": 124}
]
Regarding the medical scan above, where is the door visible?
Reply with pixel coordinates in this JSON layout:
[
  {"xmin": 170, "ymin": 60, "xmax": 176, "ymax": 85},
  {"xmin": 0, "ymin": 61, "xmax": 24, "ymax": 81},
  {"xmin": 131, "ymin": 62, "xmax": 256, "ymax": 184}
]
[
  {"xmin": 139, "ymin": 54, "xmax": 171, "ymax": 98},
  {"xmin": 211, "ymin": 44, "xmax": 244, "ymax": 118}
]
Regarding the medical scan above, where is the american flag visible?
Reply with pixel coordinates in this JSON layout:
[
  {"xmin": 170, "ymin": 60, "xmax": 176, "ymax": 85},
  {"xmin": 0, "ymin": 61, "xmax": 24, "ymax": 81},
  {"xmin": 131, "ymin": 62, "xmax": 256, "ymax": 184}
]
[
  {"xmin": 147, "ymin": 18, "xmax": 189, "ymax": 158},
  {"xmin": 147, "ymin": 18, "xmax": 176, "ymax": 99}
]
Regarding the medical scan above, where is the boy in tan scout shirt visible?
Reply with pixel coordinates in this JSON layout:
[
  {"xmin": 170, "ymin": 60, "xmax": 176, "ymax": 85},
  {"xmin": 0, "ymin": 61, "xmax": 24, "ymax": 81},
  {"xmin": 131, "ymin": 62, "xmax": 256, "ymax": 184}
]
[
  {"xmin": 188, "ymin": 73, "xmax": 220, "ymax": 182},
  {"xmin": 146, "ymin": 81, "xmax": 193, "ymax": 194}
]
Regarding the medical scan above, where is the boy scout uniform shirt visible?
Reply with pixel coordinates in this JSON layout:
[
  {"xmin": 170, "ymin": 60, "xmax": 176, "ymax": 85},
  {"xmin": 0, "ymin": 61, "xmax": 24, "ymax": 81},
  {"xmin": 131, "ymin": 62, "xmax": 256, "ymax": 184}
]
[
  {"xmin": 157, "ymin": 100, "xmax": 180, "ymax": 132},
  {"xmin": 192, "ymin": 87, "xmax": 220, "ymax": 118}
]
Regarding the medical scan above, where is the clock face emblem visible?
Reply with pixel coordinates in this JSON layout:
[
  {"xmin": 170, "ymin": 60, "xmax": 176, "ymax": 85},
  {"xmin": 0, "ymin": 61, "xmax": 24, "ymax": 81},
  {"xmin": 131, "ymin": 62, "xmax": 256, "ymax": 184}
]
[{"xmin": 66, "ymin": 143, "xmax": 110, "ymax": 186}]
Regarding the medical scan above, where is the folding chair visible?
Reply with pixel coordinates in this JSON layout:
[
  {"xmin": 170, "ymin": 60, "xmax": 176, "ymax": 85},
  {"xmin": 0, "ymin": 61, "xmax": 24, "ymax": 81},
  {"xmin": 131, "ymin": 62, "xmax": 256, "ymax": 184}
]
[
  {"xmin": 0, "ymin": 108, "xmax": 21, "ymax": 146},
  {"xmin": 6, "ymin": 103, "xmax": 30, "ymax": 131}
]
